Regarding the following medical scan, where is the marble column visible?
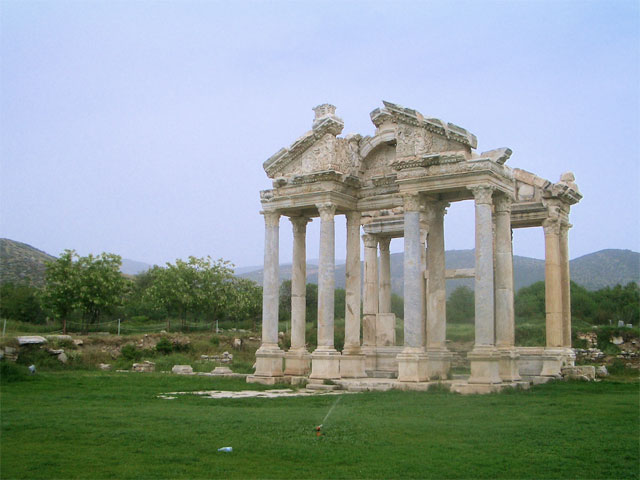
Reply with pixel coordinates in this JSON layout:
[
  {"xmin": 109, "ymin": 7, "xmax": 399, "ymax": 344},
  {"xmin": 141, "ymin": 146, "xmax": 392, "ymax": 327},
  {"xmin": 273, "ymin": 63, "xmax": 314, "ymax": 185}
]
[
  {"xmin": 397, "ymin": 193, "xmax": 428, "ymax": 382},
  {"xmin": 310, "ymin": 202, "xmax": 340, "ymax": 379},
  {"xmin": 560, "ymin": 223, "xmax": 572, "ymax": 349},
  {"xmin": 468, "ymin": 186, "xmax": 501, "ymax": 385},
  {"xmin": 362, "ymin": 234, "xmax": 379, "ymax": 349},
  {"xmin": 378, "ymin": 237, "xmax": 392, "ymax": 313},
  {"xmin": 494, "ymin": 194, "xmax": 520, "ymax": 382},
  {"xmin": 341, "ymin": 211, "xmax": 366, "ymax": 378},
  {"xmin": 543, "ymin": 217, "xmax": 564, "ymax": 348},
  {"xmin": 284, "ymin": 216, "xmax": 311, "ymax": 376},
  {"xmin": 425, "ymin": 200, "xmax": 451, "ymax": 380},
  {"xmin": 249, "ymin": 211, "xmax": 284, "ymax": 383},
  {"xmin": 376, "ymin": 237, "xmax": 396, "ymax": 348}
]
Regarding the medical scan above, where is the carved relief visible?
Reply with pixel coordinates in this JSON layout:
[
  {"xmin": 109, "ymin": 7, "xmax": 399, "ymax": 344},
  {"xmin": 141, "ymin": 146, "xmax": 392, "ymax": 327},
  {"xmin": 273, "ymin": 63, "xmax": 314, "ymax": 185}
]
[{"xmin": 469, "ymin": 185, "xmax": 495, "ymax": 205}]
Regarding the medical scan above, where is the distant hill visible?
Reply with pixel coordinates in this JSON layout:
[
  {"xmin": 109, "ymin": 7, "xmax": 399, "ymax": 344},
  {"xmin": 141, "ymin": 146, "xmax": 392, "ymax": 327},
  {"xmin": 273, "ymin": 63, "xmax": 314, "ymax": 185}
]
[
  {"xmin": 0, "ymin": 238, "xmax": 56, "ymax": 286},
  {"xmin": 0, "ymin": 238, "xmax": 153, "ymax": 284},
  {"xmin": 238, "ymin": 248, "xmax": 639, "ymax": 294}
]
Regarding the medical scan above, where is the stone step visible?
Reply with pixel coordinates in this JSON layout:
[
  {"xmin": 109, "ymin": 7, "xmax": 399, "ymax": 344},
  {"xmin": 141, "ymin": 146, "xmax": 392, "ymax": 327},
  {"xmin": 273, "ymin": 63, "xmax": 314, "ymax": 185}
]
[
  {"xmin": 306, "ymin": 383, "xmax": 342, "ymax": 391},
  {"xmin": 369, "ymin": 370, "xmax": 396, "ymax": 379}
]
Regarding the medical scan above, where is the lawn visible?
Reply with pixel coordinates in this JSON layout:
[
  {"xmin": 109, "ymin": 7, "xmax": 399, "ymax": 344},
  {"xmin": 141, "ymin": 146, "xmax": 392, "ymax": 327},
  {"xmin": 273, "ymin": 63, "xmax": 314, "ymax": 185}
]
[{"xmin": 1, "ymin": 370, "xmax": 638, "ymax": 479}]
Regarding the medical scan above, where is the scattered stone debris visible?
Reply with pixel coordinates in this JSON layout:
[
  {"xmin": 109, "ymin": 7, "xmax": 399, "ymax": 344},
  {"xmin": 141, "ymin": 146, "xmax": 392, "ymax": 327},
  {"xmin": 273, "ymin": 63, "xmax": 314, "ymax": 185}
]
[
  {"xmin": 158, "ymin": 389, "xmax": 349, "ymax": 400},
  {"xmin": 16, "ymin": 336, "xmax": 47, "ymax": 345},
  {"xmin": 46, "ymin": 335, "xmax": 73, "ymax": 342},
  {"xmin": 132, "ymin": 361, "xmax": 155, "ymax": 373},
  {"xmin": 201, "ymin": 352, "xmax": 233, "ymax": 363},
  {"xmin": 595, "ymin": 365, "xmax": 609, "ymax": 377},
  {"xmin": 73, "ymin": 339, "xmax": 84, "ymax": 346},
  {"xmin": 232, "ymin": 338, "xmax": 242, "ymax": 349},
  {"xmin": 99, "ymin": 363, "xmax": 112, "ymax": 371},
  {"xmin": 574, "ymin": 348, "xmax": 605, "ymax": 362},
  {"xmin": 561, "ymin": 366, "xmax": 596, "ymax": 381},
  {"xmin": 211, "ymin": 366, "xmax": 233, "ymax": 375},
  {"xmin": 611, "ymin": 336, "xmax": 624, "ymax": 345},
  {"xmin": 577, "ymin": 332, "xmax": 597, "ymax": 348},
  {"xmin": 171, "ymin": 365, "xmax": 194, "ymax": 375}
]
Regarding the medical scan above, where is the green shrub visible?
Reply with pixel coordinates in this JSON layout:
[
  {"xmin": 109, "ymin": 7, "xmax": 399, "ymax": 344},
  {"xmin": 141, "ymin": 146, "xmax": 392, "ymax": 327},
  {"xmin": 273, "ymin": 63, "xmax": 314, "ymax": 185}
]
[
  {"xmin": 209, "ymin": 335, "xmax": 220, "ymax": 346},
  {"xmin": 155, "ymin": 337, "xmax": 173, "ymax": 355},
  {"xmin": 0, "ymin": 361, "xmax": 32, "ymax": 383},
  {"xmin": 120, "ymin": 344, "xmax": 141, "ymax": 361}
]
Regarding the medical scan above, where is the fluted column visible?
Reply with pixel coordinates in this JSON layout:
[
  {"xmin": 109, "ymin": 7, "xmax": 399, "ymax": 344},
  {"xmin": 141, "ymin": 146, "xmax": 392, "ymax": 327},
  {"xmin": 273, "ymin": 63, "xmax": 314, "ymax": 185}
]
[
  {"xmin": 494, "ymin": 194, "xmax": 520, "ymax": 382},
  {"xmin": 467, "ymin": 186, "xmax": 501, "ymax": 385},
  {"xmin": 284, "ymin": 216, "xmax": 311, "ymax": 376},
  {"xmin": 543, "ymin": 217, "xmax": 564, "ymax": 348},
  {"xmin": 560, "ymin": 223, "xmax": 572, "ymax": 348},
  {"xmin": 362, "ymin": 234, "xmax": 379, "ymax": 348},
  {"xmin": 424, "ymin": 200, "xmax": 451, "ymax": 380},
  {"xmin": 341, "ymin": 211, "xmax": 366, "ymax": 377},
  {"xmin": 310, "ymin": 202, "xmax": 340, "ymax": 379},
  {"xmin": 378, "ymin": 237, "xmax": 392, "ymax": 314},
  {"xmin": 249, "ymin": 210, "xmax": 285, "ymax": 383},
  {"xmin": 397, "ymin": 193, "xmax": 428, "ymax": 382},
  {"xmin": 425, "ymin": 201, "xmax": 448, "ymax": 350}
]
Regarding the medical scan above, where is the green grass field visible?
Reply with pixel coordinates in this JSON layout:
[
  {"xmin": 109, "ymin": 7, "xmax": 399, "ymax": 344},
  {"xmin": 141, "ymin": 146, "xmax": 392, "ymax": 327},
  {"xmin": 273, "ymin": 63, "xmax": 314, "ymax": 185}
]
[{"xmin": 1, "ymin": 370, "xmax": 638, "ymax": 479}]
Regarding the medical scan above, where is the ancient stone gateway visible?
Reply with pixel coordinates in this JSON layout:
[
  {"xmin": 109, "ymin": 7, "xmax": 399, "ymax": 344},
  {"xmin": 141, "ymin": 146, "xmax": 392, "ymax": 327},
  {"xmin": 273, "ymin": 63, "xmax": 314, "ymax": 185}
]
[{"xmin": 247, "ymin": 102, "xmax": 581, "ymax": 393}]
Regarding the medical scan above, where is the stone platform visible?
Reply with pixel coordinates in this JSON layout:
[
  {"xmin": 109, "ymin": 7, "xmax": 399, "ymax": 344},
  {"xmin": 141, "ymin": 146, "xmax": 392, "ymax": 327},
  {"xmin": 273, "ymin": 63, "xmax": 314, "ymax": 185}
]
[{"xmin": 333, "ymin": 377, "xmax": 531, "ymax": 394}]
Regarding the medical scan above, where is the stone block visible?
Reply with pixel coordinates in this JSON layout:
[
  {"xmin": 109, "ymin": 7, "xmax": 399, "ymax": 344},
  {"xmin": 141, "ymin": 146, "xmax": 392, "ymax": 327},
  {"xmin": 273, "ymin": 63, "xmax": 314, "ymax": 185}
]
[
  {"xmin": 99, "ymin": 363, "xmax": 112, "ymax": 371},
  {"xmin": 309, "ymin": 349, "xmax": 341, "ymax": 379},
  {"xmin": 284, "ymin": 350, "xmax": 311, "ymax": 376},
  {"xmin": 396, "ymin": 351, "xmax": 428, "ymax": 382},
  {"xmin": 467, "ymin": 348, "xmax": 501, "ymax": 384},
  {"xmin": 132, "ymin": 361, "xmax": 155, "ymax": 373},
  {"xmin": 17, "ymin": 336, "xmax": 47, "ymax": 345},
  {"xmin": 561, "ymin": 365, "xmax": 595, "ymax": 381},
  {"xmin": 339, "ymin": 353, "xmax": 366, "ymax": 378},
  {"xmin": 375, "ymin": 313, "xmax": 396, "ymax": 346},
  {"xmin": 211, "ymin": 366, "xmax": 233, "ymax": 375},
  {"xmin": 426, "ymin": 350, "xmax": 453, "ymax": 380},
  {"xmin": 172, "ymin": 365, "xmax": 194, "ymax": 375}
]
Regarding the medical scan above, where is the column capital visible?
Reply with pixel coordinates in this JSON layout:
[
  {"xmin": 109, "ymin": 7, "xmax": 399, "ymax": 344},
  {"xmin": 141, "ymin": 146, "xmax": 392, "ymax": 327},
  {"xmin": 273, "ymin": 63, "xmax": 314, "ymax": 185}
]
[
  {"xmin": 542, "ymin": 217, "xmax": 561, "ymax": 236},
  {"xmin": 402, "ymin": 193, "xmax": 423, "ymax": 212},
  {"xmin": 362, "ymin": 234, "xmax": 378, "ymax": 249},
  {"xmin": 316, "ymin": 202, "xmax": 336, "ymax": 220},
  {"xmin": 424, "ymin": 200, "xmax": 450, "ymax": 222},
  {"xmin": 378, "ymin": 236, "xmax": 391, "ymax": 252},
  {"xmin": 469, "ymin": 185, "xmax": 495, "ymax": 205},
  {"xmin": 560, "ymin": 222, "xmax": 573, "ymax": 233},
  {"xmin": 494, "ymin": 193, "xmax": 512, "ymax": 214},
  {"xmin": 345, "ymin": 210, "xmax": 361, "ymax": 225},
  {"xmin": 289, "ymin": 216, "xmax": 311, "ymax": 233},
  {"xmin": 261, "ymin": 210, "xmax": 280, "ymax": 227}
]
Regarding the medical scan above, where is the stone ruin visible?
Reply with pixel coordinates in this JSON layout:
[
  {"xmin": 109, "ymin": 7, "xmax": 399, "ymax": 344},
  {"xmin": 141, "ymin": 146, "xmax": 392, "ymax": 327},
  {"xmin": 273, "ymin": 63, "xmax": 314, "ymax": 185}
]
[{"xmin": 248, "ymin": 101, "xmax": 582, "ymax": 393}]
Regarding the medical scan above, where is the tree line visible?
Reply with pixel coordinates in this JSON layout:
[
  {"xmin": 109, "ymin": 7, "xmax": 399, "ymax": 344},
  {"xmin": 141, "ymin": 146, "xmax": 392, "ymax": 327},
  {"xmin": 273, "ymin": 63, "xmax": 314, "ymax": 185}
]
[
  {"xmin": 0, "ymin": 250, "xmax": 262, "ymax": 333},
  {"xmin": 446, "ymin": 281, "xmax": 639, "ymax": 325}
]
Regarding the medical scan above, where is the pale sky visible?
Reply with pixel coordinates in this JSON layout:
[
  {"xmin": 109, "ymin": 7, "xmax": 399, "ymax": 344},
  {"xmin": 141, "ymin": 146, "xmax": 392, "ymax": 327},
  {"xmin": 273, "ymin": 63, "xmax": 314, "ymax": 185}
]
[{"xmin": 1, "ymin": 0, "xmax": 638, "ymax": 269}]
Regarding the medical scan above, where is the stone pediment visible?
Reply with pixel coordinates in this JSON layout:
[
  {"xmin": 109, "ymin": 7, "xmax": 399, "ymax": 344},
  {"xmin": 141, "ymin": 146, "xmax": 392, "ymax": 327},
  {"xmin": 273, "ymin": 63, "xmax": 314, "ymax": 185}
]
[{"xmin": 263, "ymin": 104, "xmax": 355, "ymax": 180}]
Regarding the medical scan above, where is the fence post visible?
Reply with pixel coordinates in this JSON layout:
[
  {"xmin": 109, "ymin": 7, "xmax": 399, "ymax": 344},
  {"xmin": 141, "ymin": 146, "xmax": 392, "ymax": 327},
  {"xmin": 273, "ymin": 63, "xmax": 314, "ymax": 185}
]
[
  {"xmin": 118, "ymin": 319, "xmax": 121, "ymax": 336},
  {"xmin": 216, "ymin": 319, "xmax": 219, "ymax": 334},
  {"xmin": 2, "ymin": 319, "xmax": 6, "ymax": 337}
]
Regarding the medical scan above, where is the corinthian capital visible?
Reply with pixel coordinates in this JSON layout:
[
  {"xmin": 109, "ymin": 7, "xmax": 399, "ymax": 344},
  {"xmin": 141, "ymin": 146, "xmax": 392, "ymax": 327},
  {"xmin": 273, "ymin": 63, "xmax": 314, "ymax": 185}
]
[
  {"xmin": 542, "ymin": 218, "xmax": 561, "ymax": 236},
  {"xmin": 362, "ymin": 234, "xmax": 378, "ymax": 249},
  {"xmin": 469, "ymin": 185, "xmax": 495, "ymax": 205},
  {"xmin": 494, "ymin": 193, "xmax": 512, "ymax": 214},
  {"xmin": 378, "ymin": 237, "xmax": 391, "ymax": 252},
  {"xmin": 316, "ymin": 202, "xmax": 336, "ymax": 221},
  {"xmin": 262, "ymin": 210, "xmax": 280, "ymax": 228},
  {"xmin": 403, "ymin": 193, "xmax": 422, "ymax": 212},
  {"xmin": 289, "ymin": 216, "xmax": 310, "ymax": 234}
]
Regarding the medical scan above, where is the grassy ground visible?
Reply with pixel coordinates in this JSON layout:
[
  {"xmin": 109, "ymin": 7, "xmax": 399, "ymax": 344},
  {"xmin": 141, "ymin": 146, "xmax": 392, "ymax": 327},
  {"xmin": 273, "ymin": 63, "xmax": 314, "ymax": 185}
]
[{"xmin": 1, "ymin": 369, "xmax": 638, "ymax": 479}]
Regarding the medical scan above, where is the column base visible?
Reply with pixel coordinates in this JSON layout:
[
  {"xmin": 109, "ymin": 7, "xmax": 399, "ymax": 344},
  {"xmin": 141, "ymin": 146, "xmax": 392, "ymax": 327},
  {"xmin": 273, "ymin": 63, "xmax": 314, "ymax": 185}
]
[
  {"xmin": 467, "ymin": 347, "xmax": 502, "ymax": 384},
  {"xmin": 396, "ymin": 348, "xmax": 428, "ymax": 382},
  {"xmin": 284, "ymin": 349, "xmax": 311, "ymax": 376},
  {"xmin": 425, "ymin": 349, "xmax": 453, "ymax": 380},
  {"xmin": 540, "ymin": 348, "xmax": 565, "ymax": 377},
  {"xmin": 250, "ymin": 344, "xmax": 284, "ymax": 380},
  {"xmin": 561, "ymin": 347, "xmax": 576, "ymax": 367},
  {"xmin": 340, "ymin": 351, "xmax": 366, "ymax": 378},
  {"xmin": 361, "ymin": 345, "xmax": 377, "ymax": 373},
  {"xmin": 310, "ymin": 348, "xmax": 341, "ymax": 380},
  {"xmin": 498, "ymin": 348, "xmax": 521, "ymax": 382},
  {"xmin": 375, "ymin": 313, "xmax": 396, "ymax": 346}
]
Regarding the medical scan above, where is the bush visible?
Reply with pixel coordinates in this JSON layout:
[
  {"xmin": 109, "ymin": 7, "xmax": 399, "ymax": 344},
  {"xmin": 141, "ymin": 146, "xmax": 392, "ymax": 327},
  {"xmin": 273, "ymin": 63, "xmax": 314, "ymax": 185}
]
[
  {"xmin": 120, "ymin": 344, "xmax": 141, "ymax": 361},
  {"xmin": 155, "ymin": 337, "xmax": 173, "ymax": 355},
  {"xmin": 0, "ymin": 361, "xmax": 32, "ymax": 383}
]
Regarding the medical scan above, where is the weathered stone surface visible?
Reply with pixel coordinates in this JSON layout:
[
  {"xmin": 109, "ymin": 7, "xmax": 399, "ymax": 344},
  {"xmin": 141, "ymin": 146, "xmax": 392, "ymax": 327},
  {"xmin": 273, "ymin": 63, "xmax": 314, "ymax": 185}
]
[
  {"xmin": 561, "ymin": 365, "xmax": 595, "ymax": 381},
  {"xmin": 132, "ymin": 361, "xmax": 155, "ymax": 373},
  {"xmin": 171, "ymin": 365, "xmax": 194, "ymax": 375},
  {"xmin": 595, "ymin": 365, "xmax": 609, "ymax": 377},
  {"xmin": 17, "ymin": 336, "xmax": 47, "ymax": 345},
  {"xmin": 47, "ymin": 335, "xmax": 73, "ymax": 342},
  {"xmin": 211, "ymin": 366, "xmax": 233, "ymax": 375},
  {"xmin": 57, "ymin": 352, "xmax": 68, "ymax": 364},
  {"xmin": 232, "ymin": 338, "xmax": 242, "ymax": 349}
]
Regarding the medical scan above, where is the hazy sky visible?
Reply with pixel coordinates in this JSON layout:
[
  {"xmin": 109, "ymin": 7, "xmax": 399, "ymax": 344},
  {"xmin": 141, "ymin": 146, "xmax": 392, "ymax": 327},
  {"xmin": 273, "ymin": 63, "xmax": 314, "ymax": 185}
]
[{"xmin": 1, "ymin": 0, "xmax": 639, "ymax": 269}]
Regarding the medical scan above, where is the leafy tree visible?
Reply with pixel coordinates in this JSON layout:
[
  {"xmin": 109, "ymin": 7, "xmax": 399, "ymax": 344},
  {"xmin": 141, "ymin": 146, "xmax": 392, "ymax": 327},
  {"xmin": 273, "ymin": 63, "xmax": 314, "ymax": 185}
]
[
  {"xmin": 229, "ymin": 277, "xmax": 262, "ymax": 330},
  {"xmin": 43, "ymin": 250, "xmax": 80, "ymax": 334},
  {"xmin": 74, "ymin": 253, "xmax": 130, "ymax": 329},
  {"xmin": 0, "ymin": 283, "xmax": 45, "ymax": 324},
  {"xmin": 391, "ymin": 292, "xmax": 404, "ymax": 319},
  {"xmin": 446, "ymin": 286, "xmax": 475, "ymax": 323}
]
